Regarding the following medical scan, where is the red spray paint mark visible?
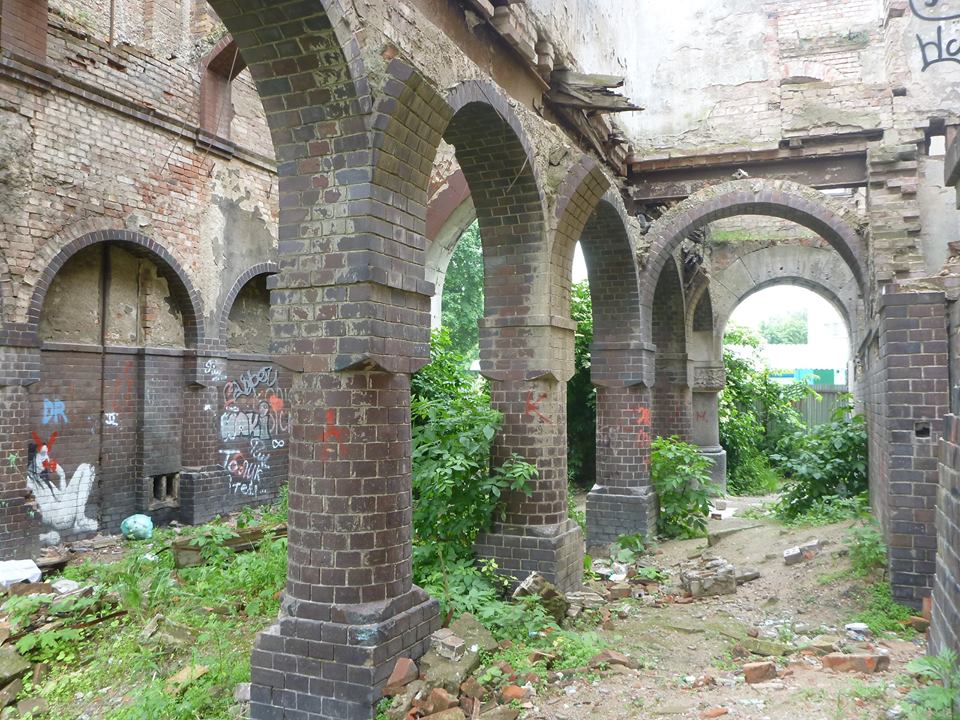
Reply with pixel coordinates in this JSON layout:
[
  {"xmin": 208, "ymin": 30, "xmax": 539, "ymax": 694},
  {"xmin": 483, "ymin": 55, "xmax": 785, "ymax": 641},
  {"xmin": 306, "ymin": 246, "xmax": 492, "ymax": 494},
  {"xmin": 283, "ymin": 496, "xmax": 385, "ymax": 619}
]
[
  {"xmin": 525, "ymin": 391, "xmax": 551, "ymax": 424},
  {"xmin": 630, "ymin": 406, "xmax": 651, "ymax": 447},
  {"xmin": 696, "ymin": 411, "xmax": 707, "ymax": 423},
  {"xmin": 319, "ymin": 409, "xmax": 346, "ymax": 460},
  {"xmin": 31, "ymin": 431, "xmax": 59, "ymax": 472}
]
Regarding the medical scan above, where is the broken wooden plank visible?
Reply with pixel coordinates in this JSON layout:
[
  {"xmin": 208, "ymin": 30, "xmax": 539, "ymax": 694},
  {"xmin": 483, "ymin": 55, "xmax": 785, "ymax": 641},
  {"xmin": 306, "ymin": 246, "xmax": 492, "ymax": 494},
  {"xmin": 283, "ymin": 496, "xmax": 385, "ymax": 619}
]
[
  {"xmin": 551, "ymin": 69, "xmax": 626, "ymax": 89},
  {"xmin": 171, "ymin": 524, "xmax": 287, "ymax": 569},
  {"xmin": 547, "ymin": 89, "xmax": 642, "ymax": 113}
]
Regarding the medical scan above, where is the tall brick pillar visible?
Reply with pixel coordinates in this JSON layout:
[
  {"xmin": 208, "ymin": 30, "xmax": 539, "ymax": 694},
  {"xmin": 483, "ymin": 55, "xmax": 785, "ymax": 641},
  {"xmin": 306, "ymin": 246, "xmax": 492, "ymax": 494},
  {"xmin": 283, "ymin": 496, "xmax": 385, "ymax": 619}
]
[
  {"xmin": 0, "ymin": 339, "xmax": 42, "ymax": 559},
  {"xmin": 653, "ymin": 353, "xmax": 693, "ymax": 442},
  {"xmin": 474, "ymin": 317, "xmax": 584, "ymax": 592},
  {"xmin": 585, "ymin": 342, "xmax": 658, "ymax": 548},
  {"xmin": 249, "ymin": 341, "xmax": 441, "ymax": 720},
  {"xmin": 872, "ymin": 291, "xmax": 949, "ymax": 608},
  {"xmin": 691, "ymin": 364, "xmax": 727, "ymax": 491}
]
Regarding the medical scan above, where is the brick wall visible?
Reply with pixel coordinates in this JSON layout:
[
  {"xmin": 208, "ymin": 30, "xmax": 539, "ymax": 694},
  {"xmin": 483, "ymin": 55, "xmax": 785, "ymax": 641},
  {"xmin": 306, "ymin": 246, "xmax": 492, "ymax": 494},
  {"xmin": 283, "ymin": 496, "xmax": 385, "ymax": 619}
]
[
  {"xmin": 652, "ymin": 258, "xmax": 692, "ymax": 442},
  {"xmin": 868, "ymin": 291, "xmax": 950, "ymax": 607},
  {"xmin": 931, "ymin": 414, "xmax": 960, "ymax": 656}
]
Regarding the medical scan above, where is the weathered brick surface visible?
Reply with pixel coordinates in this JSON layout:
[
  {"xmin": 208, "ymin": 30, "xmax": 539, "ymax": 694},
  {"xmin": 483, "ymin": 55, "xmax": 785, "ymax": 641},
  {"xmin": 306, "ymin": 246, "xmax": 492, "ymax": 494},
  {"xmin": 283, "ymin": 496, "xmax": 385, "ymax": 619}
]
[
  {"xmin": 931, "ymin": 414, "xmax": 960, "ymax": 656},
  {"xmin": 867, "ymin": 292, "xmax": 950, "ymax": 607}
]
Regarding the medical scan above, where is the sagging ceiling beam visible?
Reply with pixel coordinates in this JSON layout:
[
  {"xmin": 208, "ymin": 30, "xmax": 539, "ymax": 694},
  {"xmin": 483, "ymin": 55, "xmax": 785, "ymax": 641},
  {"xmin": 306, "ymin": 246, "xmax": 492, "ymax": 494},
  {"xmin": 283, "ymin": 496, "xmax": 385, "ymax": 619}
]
[{"xmin": 628, "ymin": 152, "xmax": 868, "ymax": 203}]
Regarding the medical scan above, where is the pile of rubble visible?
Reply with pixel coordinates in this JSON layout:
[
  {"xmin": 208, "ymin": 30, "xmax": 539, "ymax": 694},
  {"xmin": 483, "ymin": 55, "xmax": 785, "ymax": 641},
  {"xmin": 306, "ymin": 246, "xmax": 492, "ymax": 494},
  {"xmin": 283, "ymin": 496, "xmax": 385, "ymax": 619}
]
[
  {"xmin": 0, "ymin": 572, "xmax": 94, "ymax": 718},
  {"xmin": 379, "ymin": 609, "xmax": 638, "ymax": 720}
]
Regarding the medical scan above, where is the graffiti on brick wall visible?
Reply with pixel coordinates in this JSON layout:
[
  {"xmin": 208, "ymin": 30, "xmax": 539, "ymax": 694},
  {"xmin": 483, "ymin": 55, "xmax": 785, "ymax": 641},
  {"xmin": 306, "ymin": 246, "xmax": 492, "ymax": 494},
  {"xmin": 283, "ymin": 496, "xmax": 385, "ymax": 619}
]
[
  {"xmin": 42, "ymin": 399, "xmax": 68, "ymax": 425},
  {"xmin": 103, "ymin": 359, "xmax": 135, "ymax": 431},
  {"xmin": 911, "ymin": 0, "xmax": 960, "ymax": 70},
  {"xmin": 525, "ymin": 391, "xmax": 551, "ymax": 424},
  {"xmin": 219, "ymin": 366, "xmax": 288, "ymax": 496},
  {"xmin": 26, "ymin": 431, "xmax": 97, "ymax": 546},
  {"xmin": 630, "ymin": 406, "xmax": 652, "ymax": 466}
]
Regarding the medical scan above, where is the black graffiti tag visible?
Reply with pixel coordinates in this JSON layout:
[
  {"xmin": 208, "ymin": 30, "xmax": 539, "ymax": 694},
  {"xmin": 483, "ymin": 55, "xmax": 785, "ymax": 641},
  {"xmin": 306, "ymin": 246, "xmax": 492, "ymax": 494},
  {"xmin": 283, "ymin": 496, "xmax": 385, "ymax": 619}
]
[
  {"xmin": 910, "ymin": 0, "xmax": 960, "ymax": 22},
  {"xmin": 223, "ymin": 366, "xmax": 278, "ymax": 406}
]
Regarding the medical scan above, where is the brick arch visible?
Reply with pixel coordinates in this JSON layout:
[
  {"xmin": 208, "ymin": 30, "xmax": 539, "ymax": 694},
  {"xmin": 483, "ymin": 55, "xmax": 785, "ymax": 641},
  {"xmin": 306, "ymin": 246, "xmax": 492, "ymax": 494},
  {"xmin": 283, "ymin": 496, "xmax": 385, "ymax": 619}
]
[
  {"xmin": 550, "ymin": 156, "xmax": 616, "ymax": 315},
  {"xmin": 640, "ymin": 179, "xmax": 868, "ymax": 335},
  {"xmin": 710, "ymin": 242, "xmax": 865, "ymax": 350},
  {"xmin": 217, "ymin": 261, "xmax": 279, "ymax": 342},
  {"xmin": 373, "ymin": 70, "xmax": 551, "ymax": 322},
  {"xmin": 652, "ymin": 255, "xmax": 691, "ymax": 441},
  {"xmin": 580, "ymin": 197, "xmax": 644, "ymax": 343},
  {"xmin": 26, "ymin": 230, "xmax": 205, "ymax": 348}
]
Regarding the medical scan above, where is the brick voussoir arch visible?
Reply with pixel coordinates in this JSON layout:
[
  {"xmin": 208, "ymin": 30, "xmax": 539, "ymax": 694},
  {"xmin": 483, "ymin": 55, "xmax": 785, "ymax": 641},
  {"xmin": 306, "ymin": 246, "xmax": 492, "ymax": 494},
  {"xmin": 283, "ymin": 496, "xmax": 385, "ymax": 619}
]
[
  {"xmin": 217, "ymin": 261, "xmax": 279, "ymax": 342},
  {"xmin": 640, "ymin": 179, "xmax": 868, "ymax": 312},
  {"xmin": 25, "ymin": 229, "xmax": 206, "ymax": 348}
]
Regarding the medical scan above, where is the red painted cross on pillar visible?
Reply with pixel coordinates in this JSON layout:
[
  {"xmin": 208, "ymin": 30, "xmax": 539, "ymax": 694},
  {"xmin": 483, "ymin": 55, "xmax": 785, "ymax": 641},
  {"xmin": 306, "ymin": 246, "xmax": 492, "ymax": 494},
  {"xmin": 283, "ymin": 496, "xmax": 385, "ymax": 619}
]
[{"xmin": 525, "ymin": 391, "xmax": 551, "ymax": 424}]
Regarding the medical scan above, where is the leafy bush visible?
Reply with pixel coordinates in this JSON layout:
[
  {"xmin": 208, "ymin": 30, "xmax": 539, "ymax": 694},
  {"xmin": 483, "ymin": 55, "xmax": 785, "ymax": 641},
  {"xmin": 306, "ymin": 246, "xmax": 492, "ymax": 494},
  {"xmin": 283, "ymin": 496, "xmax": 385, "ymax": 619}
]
[
  {"xmin": 720, "ymin": 325, "xmax": 817, "ymax": 494},
  {"xmin": 411, "ymin": 330, "xmax": 535, "ymax": 555},
  {"xmin": 848, "ymin": 522, "xmax": 887, "ymax": 577},
  {"xmin": 780, "ymin": 491, "xmax": 870, "ymax": 527},
  {"xmin": 567, "ymin": 281, "xmax": 596, "ymax": 489},
  {"xmin": 773, "ymin": 402, "xmax": 868, "ymax": 519},
  {"xmin": 650, "ymin": 436, "xmax": 720, "ymax": 538},
  {"xmin": 411, "ymin": 330, "xmax": 537, "ymax": 618},
  {"xmin": 905, "ymin": 649, "xmax": 960, "ymax": 720}
]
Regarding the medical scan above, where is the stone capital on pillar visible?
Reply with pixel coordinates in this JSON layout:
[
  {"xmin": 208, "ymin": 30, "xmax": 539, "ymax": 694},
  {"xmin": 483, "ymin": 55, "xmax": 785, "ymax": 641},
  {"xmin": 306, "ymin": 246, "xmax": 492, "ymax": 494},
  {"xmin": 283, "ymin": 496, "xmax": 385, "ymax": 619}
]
[
  {"xmin": 590, "ymin": 340, "xmax": 656, "ymax": 388},
  {"xmin": 656, "ymin": 352, "xmax": 693, "ymax": 388},
  {"xmin": 478, "ymin": 314, "xmax": 576, "ymax": 383},
  {"xmin": 692, "ymin": 364, "xmax": 726, "ymax": 392}
]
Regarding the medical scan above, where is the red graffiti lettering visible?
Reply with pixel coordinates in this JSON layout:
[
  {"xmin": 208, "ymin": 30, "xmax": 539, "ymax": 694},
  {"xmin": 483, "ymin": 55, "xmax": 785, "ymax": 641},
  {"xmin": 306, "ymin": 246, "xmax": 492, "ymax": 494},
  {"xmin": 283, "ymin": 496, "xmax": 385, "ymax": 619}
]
[
  {"xmin": 525, "ymin": 391, "xmax": 551, "ymax": 424},
  {"xmin": 696, "ymin": 411, "xmax": 707, "ymax": 423},
  {"xmin": 629, "ymin": 406, "xmax": 651, "ymax": 446},
  {"xmin": 319, "ymin": 409, "xmax": 346, "ymax": 460}
]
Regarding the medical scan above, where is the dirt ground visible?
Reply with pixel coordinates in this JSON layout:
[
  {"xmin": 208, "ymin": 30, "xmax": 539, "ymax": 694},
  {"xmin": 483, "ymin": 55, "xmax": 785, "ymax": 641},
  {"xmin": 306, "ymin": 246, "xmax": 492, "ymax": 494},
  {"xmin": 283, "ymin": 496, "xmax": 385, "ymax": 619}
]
[{"xmin": 532, "ymin": 496, "xmax": 924, "ymax": 720}]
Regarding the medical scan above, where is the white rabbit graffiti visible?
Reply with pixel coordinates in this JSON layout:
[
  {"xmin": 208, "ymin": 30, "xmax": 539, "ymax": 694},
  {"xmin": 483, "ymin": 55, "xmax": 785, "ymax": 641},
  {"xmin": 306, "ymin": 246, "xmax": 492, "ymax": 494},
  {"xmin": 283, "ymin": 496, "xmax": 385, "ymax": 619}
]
[{"xmin": 26, "ymin": 432, "xmax": 97, "ymax": 546}]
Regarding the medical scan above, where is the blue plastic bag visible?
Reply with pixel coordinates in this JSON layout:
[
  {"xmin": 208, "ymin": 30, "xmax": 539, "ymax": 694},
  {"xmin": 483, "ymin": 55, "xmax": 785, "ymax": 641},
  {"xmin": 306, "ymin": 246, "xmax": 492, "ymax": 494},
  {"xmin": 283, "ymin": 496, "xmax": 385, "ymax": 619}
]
[{"xmin": 120, "ymin": 514, "xmax": 154, "ymax": 540}]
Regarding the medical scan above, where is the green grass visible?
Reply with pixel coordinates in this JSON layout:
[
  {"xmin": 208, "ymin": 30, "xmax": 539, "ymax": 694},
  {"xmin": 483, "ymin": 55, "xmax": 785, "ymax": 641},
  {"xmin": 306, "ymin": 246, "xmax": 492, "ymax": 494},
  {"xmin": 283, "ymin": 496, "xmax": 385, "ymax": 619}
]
[
  {"xmin": 9, "ymin": 498, "xmax": 289, "ymax": 720},
  {"xmin": 852, "ymin": 581, "xmax": 914, "ymax": 636}
]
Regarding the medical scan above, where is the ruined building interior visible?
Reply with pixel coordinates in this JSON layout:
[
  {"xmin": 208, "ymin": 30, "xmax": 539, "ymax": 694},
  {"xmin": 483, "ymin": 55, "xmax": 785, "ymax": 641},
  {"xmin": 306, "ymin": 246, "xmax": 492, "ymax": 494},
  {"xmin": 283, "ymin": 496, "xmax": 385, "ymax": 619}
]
[{"xmin": 1, "ymin": 0, "xmax": 960, "ymax": 718}]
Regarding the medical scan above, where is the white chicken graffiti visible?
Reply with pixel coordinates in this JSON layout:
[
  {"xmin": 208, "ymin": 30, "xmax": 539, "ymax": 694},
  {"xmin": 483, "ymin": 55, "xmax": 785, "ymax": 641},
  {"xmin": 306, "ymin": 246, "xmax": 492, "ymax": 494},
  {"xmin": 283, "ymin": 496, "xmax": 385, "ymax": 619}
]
[{"xmin": 26, "ymin": 432, "xmax": 97, "ymax": 546}]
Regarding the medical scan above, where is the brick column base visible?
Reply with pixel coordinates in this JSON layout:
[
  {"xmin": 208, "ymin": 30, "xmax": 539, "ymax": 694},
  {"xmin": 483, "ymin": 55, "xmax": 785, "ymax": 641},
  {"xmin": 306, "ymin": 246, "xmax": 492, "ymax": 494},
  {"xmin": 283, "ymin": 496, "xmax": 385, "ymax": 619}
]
[
  {"xmin": 250, "ymin": 588, "xmax": 440, "ymax": 720},
  {"xmin": 475, "ymin": 519, "xmax": 583, "ymax": 592},
  {"xmin": 585, "ymin": 485, "xmax": 657, "ymax": 549},
  {"xmin": 178, "ymin": 466, "xmax": 231, "ymax": 525}
]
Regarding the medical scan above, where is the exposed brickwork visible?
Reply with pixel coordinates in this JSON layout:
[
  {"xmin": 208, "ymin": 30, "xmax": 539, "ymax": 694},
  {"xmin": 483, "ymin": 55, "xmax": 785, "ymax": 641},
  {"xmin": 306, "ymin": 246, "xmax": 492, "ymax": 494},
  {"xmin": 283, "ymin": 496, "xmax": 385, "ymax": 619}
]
[
  {"xmin": 0, "ymin": 0, "xmax": 48, "ymax": 64},
  {"xmin": 932, "ymin": 414, "xmax": 960, "ymax": 656},
  {"xmin": 652, "ymin": 258, "xmax": 692, "ymax": 442},
  {"xmin": 868, "ymin": 292, "xmax": 949, "ymax": 607}
]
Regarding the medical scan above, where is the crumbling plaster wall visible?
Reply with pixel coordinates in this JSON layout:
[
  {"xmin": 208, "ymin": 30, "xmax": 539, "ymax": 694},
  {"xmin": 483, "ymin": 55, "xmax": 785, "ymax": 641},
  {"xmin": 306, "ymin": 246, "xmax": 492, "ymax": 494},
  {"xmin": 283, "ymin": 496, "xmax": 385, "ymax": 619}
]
[{"xmin": 0, "ymin": 3, "xmax": 278, "ymax": 333}]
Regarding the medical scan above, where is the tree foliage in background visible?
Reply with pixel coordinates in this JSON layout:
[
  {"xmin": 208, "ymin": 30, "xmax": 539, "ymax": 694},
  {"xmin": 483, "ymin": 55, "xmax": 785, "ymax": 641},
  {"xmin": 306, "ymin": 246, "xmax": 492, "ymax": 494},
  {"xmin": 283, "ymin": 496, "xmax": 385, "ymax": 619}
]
[
  {"xmin": 567, "ymin": 281, "xmax": 596, "ymax": 489},
  {"xmin": 440, "ymin": 221, "xmax": 484, "ymax": 359},
  {"xmin": 759, "ymin": 309, "xmax": 808, "ymax": 345},
  {"xmin": 720, "ymin": 324, "xmax": 813, "ymax": 494},
  {"xmin": 773, "ymin": 399, "xmax": 868, "ymax": 518}
]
